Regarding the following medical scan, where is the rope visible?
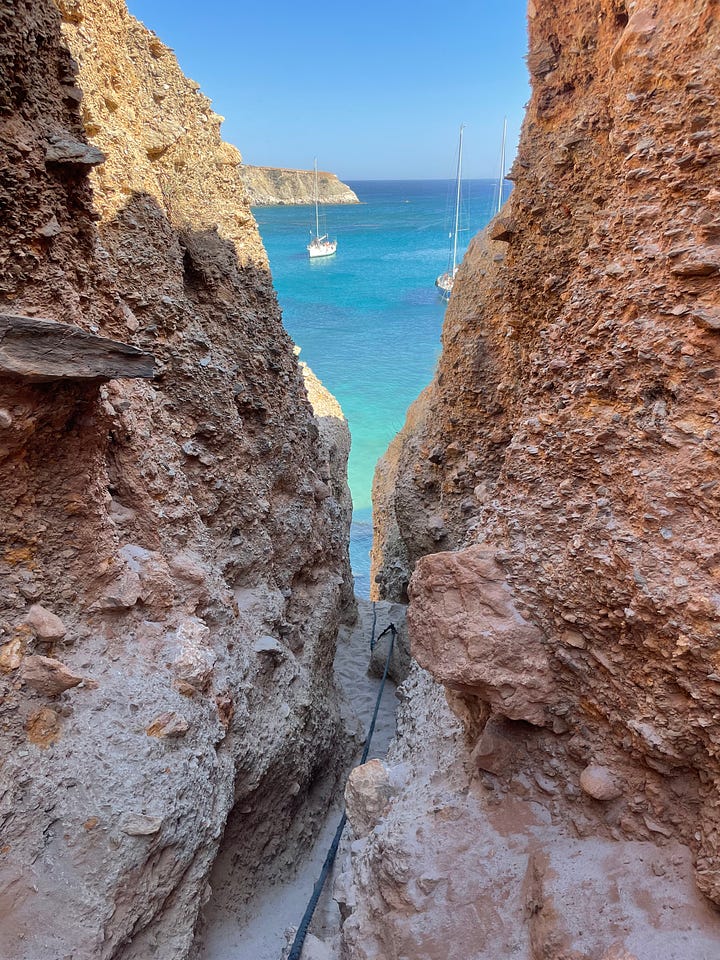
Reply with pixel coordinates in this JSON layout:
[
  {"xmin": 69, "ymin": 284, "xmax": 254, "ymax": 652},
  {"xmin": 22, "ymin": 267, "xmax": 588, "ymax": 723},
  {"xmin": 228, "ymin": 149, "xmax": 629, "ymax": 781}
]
[
  {"xmin": 285, "ymin": 621, "xmax": 397, "ymax": 960},
  {"xmin": 370, "ymin": 600, "xmax": 377, "ymax": 651}
]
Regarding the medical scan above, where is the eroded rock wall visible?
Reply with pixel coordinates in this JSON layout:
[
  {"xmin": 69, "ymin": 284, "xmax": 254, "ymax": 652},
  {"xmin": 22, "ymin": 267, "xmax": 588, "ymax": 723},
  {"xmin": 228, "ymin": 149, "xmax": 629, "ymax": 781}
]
[
  {"xmin": 365, "ymin": 0, "xmax": 720, "ymax": 952},
  {"xmin": 0, "ymin": 1, "xmax": 353, "ymax": 957},
  {"xmin": 240, "ymin": 165, "xmax": 359, "ymax": 206}
]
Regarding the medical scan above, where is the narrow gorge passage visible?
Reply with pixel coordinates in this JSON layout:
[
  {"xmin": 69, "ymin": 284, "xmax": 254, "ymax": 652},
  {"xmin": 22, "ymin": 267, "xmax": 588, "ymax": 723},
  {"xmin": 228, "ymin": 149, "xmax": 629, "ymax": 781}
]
[{"xmin": 197, "ymin": 600, "xmax": 402, "ymax": 960}]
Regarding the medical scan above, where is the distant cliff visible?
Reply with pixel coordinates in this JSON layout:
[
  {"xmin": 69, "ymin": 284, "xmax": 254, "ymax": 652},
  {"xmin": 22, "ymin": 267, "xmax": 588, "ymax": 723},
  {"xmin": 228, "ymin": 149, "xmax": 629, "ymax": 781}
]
[{"xmin": 240, "ymin": 165, "xmax": 359, "ymax": 205}]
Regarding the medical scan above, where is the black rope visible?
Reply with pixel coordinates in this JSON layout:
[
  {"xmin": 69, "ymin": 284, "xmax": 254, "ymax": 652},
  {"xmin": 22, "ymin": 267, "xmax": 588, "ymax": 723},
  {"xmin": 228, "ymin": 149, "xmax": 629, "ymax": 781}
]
[
  {"xmin": 370, "ymin": 600, "xmax": 377, "ymax": 652},
  {"xmin": 286, "ymin": 622, "xmax": 397, "ymax": 960}
]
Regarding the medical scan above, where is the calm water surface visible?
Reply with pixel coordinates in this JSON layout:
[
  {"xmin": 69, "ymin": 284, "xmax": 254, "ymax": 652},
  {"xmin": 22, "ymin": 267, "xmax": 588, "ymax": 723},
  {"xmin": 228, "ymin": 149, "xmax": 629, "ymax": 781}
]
[{"xmin": 253, "ymin": 179, "xmax": 502, "ymax": 596}]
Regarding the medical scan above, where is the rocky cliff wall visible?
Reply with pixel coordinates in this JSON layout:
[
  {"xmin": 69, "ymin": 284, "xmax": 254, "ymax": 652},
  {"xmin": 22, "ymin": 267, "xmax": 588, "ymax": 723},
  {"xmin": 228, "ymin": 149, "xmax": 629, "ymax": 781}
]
[
  {"xmin": 240, "ymin": 164, "xmax": 359, "ymax": 206},
  {"xmin": 365, "ymin": 0, "xmax": 720, "ymax": 952},
  {"xmin": 0, "ymin": 2, "xmax": 353, "ymax": 958}
]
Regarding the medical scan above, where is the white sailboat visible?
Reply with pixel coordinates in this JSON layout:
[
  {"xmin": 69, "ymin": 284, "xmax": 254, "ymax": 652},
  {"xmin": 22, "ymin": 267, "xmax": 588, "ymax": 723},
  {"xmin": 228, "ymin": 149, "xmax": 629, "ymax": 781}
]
[
  {"xmin": 435, "ymin": 124, "xmax": 465, "ymax": 301},
  {"xmin": 435, "ymin": 118, "xmax": 508, "ymax": 302},
  {"xmin": 307, "ymin": 158, "xmax": 337, "ymax": 259}
]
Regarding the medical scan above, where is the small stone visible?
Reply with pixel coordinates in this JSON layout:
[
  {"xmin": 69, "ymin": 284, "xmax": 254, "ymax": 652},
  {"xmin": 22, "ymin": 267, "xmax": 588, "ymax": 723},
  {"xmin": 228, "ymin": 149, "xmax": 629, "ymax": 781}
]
[
  {"xmin": 215, "ymin": 691, "xmax": 234, "ymax": 729},
  {"xmin": 26, "ymin": 706, "xmax": 61, "ymax": 747},
  {"xmin": 692, "ymin": 306, "xmax": 720, "ymax": 331},
  {"xmin": 24, "ymin": 604, "xmax": 67, "ymax": 641},
  {"xmin": 174, "ymin": 617, "xmax": 215, "ymax": 690},
  {"xmin": 0, "ymin": 638, "xmax": 26, "ymax": 672},
  {"xmin": 490, "ymin": 217, "xmax": 517, "ymax": 242},
  {"xmin": 643, "ymin": 815, "xmax": 673, "ymax": 838},
  {"xmin": 427, "ymin": 515, "xmax": 446, "ymax": 541},
  {"xmin": 670, "ymin": 254, "xmax": 720, "ymax": 277},
  {"xmin": 45, "ymin": 136, "xmax": 105, "ymax": 167},
  {"xmin": 37, "ymin": 216, "xmax": 62, "ymax": 239},
  {"xmin": 533, "ymin": 771, "xmax": 557, "ymax": 795},
  {"xmin": 20, "ymin": 655, "xmax": 84, "ymax": 696},
  {"xmin": 345, "ymin": 759, "xmax": 395, "ymax": 837},
  {"xmin": 579, "ymin": 763, "xmax": 623, "ymax": 801},
  {"xmin": 253, "ymin": 635, "xmax": 284, "ymax": 657},
  {"xmin": 121, "ymin": 814, "xmax": 163, "ymax": 836},
  {"xmin": 604, "ymin": 262, "xmax": 625, "ymax": 276},
  {"xmin": 146, "ymin": 711, "xmax": 189, "ymax": 738},
  {"xmin": 169, "ymin": 552, "xmax": 206, "ymax": 584},
  {"xmin": 0, "ymin": 408, "xmax": 12, "ymax": 428},
  {"xmin": 471, "ymin": 724, "xmax": 511, "ymax": 774},
  {"xmin": 95, "ymin": 569, "xmax": 142, "ymax": 609}
]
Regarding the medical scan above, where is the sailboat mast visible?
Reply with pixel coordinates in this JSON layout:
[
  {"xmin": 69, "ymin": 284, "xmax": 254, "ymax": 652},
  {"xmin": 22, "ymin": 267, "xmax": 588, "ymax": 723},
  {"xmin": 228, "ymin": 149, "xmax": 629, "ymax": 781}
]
[
  {"xmin": 497, "ymin": 116, "xmax": 507, "ymax": 215},
  {"xmin": 452, "ymin": 124, "xmax": 464, "ymax": 275},
  {"xmin": 314, "ymin": 158, "xmax": 320, "ymax": 237}
]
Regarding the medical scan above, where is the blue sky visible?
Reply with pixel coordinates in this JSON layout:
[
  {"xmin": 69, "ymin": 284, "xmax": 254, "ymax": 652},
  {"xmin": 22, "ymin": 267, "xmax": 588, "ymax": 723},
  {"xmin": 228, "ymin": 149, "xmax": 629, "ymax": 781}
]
[{"xmin": 127, "ymin": 0, "xmax": 530, "ymax": 179}]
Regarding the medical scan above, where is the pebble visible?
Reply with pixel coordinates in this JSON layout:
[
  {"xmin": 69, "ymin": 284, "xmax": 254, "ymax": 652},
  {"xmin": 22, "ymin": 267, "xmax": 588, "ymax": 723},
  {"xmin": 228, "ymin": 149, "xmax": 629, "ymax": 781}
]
[
  {"xmin": 121, "ymin": 814, "xmax": 164, "ymax": 836},
  {"xmin": 579, "ymin": 763, "xmax": 623, "ymax": 801},
  {"xmin": 24, "ymin": 604, "xmax": 67, "ymax": 642}
]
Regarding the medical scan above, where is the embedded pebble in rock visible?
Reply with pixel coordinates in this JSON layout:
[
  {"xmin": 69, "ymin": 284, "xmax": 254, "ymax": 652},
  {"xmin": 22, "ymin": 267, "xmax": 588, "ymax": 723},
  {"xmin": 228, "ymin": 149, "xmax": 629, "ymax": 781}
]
[
  {"xmin": 146, "ymin": 711, "xmax": 190, "ymax": 738},
  {"xmin": 19, "ymin": 654, "xmax": 85, "ymax": 697},
  {"xmin": 580, "ymin": 764, "xmax": 623, "ymax": 802},
  {"xmin": 345, "ymin": 759, "xmax": 395, "ymax": 838},
  {"xmin": 23, "ymin": 603, "xmax": 67, "ymax": 641},
  {"xmin": 121, "ymin": 814, "xmax": 164, "ymax": 836}
]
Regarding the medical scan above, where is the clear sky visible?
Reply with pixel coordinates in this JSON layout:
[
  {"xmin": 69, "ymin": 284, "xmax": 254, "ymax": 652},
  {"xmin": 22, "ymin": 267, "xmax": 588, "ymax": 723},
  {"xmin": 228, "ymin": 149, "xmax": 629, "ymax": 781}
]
[{"xmin": 126, "ymin": 0, "xmax": 530, "ymax": 180}]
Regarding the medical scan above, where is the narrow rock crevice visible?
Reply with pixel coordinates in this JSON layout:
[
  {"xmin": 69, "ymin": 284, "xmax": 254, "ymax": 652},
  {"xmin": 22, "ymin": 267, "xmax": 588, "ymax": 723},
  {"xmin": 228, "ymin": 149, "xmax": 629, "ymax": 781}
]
[{"xmin": 197, "ymin": 599, "xmax": 402, "ymax": 960}]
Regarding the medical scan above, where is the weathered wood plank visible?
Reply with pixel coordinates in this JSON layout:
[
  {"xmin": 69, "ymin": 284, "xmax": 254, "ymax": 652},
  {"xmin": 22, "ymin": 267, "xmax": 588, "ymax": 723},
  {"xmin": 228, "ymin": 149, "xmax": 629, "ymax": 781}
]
[{"xmin": 0, "ymin": 314, "xmax": 154, "ymax": 382}]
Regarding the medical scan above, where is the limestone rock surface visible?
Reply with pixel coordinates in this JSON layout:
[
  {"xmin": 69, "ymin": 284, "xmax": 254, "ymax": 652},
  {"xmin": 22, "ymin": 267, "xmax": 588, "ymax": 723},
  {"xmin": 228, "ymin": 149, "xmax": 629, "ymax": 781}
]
[{"xmin": 240, "ymin": 165, "xmax": 359, "ymax": 206}]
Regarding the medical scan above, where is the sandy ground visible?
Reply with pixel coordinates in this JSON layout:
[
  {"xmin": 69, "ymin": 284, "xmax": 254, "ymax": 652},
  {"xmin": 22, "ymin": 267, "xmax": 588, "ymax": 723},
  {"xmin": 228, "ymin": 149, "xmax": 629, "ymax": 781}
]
[{"xmin": 197, "ymin": 599, "xmax": 399, "ymax": 960}]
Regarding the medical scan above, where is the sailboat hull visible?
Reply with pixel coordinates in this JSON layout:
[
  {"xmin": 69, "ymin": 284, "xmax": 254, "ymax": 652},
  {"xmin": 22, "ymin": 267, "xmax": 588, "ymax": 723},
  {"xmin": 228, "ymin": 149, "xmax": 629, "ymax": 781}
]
[
  {"xmin": 308, "ymin": 238, "xmax": 337, "ymax": 258},
  {"xmin": 435, "ymin": 271, "xmax": 454, "ymax": 299}
]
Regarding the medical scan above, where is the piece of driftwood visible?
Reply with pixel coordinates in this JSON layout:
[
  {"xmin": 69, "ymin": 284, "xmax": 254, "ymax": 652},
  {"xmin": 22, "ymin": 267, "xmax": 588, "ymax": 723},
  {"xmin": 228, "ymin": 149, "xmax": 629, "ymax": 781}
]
[{"xmin": 0, "ymin": 314, "xmax": 154, "ymax": 382}]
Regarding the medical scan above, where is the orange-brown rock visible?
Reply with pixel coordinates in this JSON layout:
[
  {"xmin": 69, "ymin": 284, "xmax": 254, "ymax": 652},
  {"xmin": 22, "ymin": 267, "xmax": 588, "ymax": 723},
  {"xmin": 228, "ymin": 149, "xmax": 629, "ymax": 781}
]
[
  {"xmin": 26, "ymin": 706, "xmax": 62, "ymax": 747},
  {"xmin": 367, "ymin": 0, "xmax": 720, "ymax": 948},
  {"xmin": 19, "ymin": 654, "xmax": 85, "ymax": 696},
  {"xmin": 408, "ymin": 546, "xmax": 555, "ymax": 725}
]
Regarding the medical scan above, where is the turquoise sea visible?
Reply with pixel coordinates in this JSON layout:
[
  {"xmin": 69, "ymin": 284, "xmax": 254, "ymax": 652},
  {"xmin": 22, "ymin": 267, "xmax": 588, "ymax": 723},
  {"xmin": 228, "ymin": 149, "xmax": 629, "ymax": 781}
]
[{"xmin": 253, "ymin": 179, "xmax": 502, "ymax": 597}]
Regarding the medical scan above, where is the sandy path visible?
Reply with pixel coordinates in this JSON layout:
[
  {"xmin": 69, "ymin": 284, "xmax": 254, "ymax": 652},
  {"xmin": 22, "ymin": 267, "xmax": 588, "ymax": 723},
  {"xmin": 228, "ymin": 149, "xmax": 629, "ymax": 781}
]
[{"xmin": 198, "ymin": 599, "xmax": 399, "ymax": 960}]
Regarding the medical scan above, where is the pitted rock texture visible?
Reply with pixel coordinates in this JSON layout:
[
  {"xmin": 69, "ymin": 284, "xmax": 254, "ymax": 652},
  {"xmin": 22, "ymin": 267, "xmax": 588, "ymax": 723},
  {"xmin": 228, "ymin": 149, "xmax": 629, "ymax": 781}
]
[
  {"xmin": 338, "ymin": 668, "xmax": 720, "ymax": 960},
  {"xmin": 240, "ymin": 165, "xmax": 359, "ymax": 206},
  {"xmin": 371, "ymin": 0, "xmax": 720, "ymax": 923},
  {"xmin": 0, "ymin": 1, "xmax": 353, "ymax": 958},
  {"xmin": 408, "ymin": 546, "xmax": 555, "ymax": 726}
]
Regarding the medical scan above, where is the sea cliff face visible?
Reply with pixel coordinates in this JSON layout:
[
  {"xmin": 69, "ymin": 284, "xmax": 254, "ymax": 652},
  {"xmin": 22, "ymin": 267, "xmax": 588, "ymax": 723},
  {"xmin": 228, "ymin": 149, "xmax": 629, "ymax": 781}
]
[
  {"xmin": 357, "ymin": 0, "xmax": 720, "ymax": 954},
  {"xmin": 0, "ymin": 1, "xmax": 353, "ymax": 958},
  {"xmin": 240, "ymin": 164, "xmax": 359, "ymax": 206}
]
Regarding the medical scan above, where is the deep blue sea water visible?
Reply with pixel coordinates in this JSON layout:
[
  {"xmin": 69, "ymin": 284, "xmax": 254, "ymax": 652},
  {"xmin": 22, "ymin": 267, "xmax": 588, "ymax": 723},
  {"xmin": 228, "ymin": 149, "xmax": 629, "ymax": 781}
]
[{"xmin": 253, "ymin": 179, "xmax": 502, "ymax": 597}]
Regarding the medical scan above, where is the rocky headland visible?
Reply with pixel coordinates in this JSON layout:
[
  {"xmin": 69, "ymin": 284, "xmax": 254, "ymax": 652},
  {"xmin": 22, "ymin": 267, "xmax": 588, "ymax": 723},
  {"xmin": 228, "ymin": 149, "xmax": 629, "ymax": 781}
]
[
  {"xmin": 240, "ymin": 165, "xmax": 359, "ymax": 206},
  {"xmin": 357, "ymin": 0, "xmax": 720, "ymax": 956},
  {"xmin": 0, "ymin": 1, "xmax": 354, "ymax": 958}
]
